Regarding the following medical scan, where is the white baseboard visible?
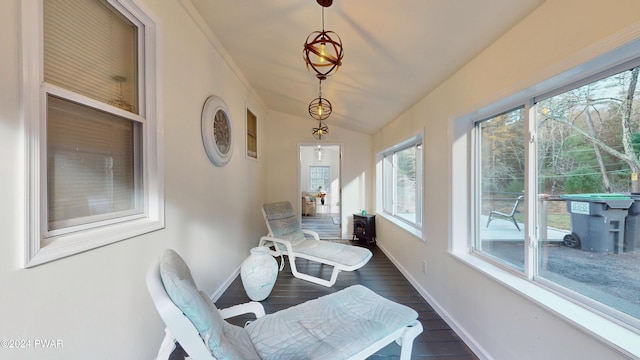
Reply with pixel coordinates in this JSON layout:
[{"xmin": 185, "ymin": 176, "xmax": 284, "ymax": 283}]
[{"xmin": 209, "ymin": 265, "xmax": 241, "ymax": 302}]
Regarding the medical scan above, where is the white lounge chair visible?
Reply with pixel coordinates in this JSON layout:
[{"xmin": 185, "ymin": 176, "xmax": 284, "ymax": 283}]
[
  {"xmin": 147, "ymin": 249, "xmax": 423, "ymax": 360},
  {"xmin": 259, "ymin": 201, "xmax": 373, "ymax": 287}
]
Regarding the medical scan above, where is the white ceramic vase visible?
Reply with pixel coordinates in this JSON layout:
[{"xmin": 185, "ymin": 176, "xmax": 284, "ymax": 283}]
[{"xmin": 240, "ymin": 246, "xmax": 278, "ymax": 301}]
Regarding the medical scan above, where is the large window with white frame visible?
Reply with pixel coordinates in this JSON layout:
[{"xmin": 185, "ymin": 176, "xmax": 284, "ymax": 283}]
[
  {"xmin": 477, "ymin": 107, "xmax": 526, "ymax": 271},
  {"xmin": 379, "ymin": 135, "xmax": 423, "ymax": 230},
  {"xmin": 22, "ymin": 0, "xmax": 163, "ymax": 267},
  {"xmin": 475, "ymin": 58, "xmax": 640, "ymax": 331},
  {"xmin": 309, "ymin": 166, "xmax": 330, "ymax": 194}
]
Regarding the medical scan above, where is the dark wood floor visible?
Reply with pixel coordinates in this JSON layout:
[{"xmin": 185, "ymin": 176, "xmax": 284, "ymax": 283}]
[
  {"xmin": 301, "ymin": 213, "xmax": 341, "ymax": 239},
  {"xmin": 215, "ymin": 241, "xmax": 479, "ymax": 359}
]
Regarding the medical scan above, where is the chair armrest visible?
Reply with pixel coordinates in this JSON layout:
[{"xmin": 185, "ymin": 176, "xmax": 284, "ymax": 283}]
[
  {"xmin": 219, "ymin": 301, "xmax": 266, "ymax": 319},
  {"xmin": 259, "ymin": 235, "xmax": 294, "ymax": 255},
  {"xmin": 302, "ymin": 229, "xmax": 320, "ymax": 240}
]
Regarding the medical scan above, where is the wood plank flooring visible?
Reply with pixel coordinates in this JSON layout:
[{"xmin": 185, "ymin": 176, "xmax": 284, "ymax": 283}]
[
  {"xmin": 301, "ymin": 213, "xmax": 341, "ymax": 239},
  {"xmin": 215, "ymin": 241, "xmax": 479, "ymax": 359}
]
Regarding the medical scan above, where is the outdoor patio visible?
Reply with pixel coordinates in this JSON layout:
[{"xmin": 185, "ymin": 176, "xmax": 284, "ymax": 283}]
[{"xmin": 482, "ymin": 214, "xmax": 568, "ymax": 243}]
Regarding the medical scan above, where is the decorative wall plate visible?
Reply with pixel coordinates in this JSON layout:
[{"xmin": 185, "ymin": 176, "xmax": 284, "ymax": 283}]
[{"xmin": 201, "ymin": 95, "xmax": 233, "ymax": 166}]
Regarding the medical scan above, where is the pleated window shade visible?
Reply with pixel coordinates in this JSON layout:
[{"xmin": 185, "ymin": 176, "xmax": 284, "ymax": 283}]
[
  {"xmin": 44, "ymin": 0, "xmax": 141, "ymax": 232},
  {"xmin": 44, "ymin": 0, "xmax": 138, "ymax": 112}
]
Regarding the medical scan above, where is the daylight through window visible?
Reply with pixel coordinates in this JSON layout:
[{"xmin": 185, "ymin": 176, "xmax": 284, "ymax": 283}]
[
  {"xmin": 476, "ymin": 62, "xmax": 640, "ymax": 328},
  {"xmin": 380, "ymin": 135, "xmax": 423, "ymax": 230}
]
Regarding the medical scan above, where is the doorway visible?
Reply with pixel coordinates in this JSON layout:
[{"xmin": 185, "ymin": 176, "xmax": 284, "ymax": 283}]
[{"xmin": 299, "ymin": 144, "xmax": 341, "ymax": 239}]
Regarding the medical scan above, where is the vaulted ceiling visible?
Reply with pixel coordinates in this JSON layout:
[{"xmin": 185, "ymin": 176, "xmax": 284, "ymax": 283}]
[{"xmin": 189, "ymin": 0, "xmax": 545, "ymax": 135}]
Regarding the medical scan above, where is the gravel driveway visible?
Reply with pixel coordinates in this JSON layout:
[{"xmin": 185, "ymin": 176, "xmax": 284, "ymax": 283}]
[{"xmin": 488, "ymin": 241, "xmax": 640, "ymax": 319}]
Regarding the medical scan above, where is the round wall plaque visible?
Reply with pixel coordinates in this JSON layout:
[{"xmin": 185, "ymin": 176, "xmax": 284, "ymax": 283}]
[{"xmin": 201, "ymin": 95, "xmax": 233, "ymax": 166}]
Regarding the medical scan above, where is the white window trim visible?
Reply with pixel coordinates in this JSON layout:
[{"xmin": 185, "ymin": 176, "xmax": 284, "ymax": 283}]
[
  {"xmin": 21, "ymin": 0, "xmax": 164, "ymax": 268},
  {"xmin": 450, "ymin": 29, "xmax": 640, "ymax": 357},
  {"xmin": 375, "ymin": 130, "xmax": 424, "ymax": 240}
]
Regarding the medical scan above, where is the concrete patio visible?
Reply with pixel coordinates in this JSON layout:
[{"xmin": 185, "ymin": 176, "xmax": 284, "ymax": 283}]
[{"xmin": 481, "ymin": 215, "xmax": 568, "ymax": 243}]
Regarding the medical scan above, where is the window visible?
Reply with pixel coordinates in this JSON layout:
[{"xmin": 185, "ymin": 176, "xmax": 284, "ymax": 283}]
[
  {"xmin": 535, "ymin": 65, "xmax": 640, "ymax": 324},
  {"xmin": 309, "ymin": 166, "xmax": 330, "ymax": 194},
  {"xmin": 477, "ymin": 107, "xmax": 526, "ymax": 271},
  {"xmin": 474, "ymin": 59, "xmax": 640, "ymax": 330},
  {"xmin": 246, "ymin": 108, "xmax": 257, "ymax": 159},
  {"xmin": 379, "ymin": 135, "xmax": 423, "ymax": 231},
  {"xmin": 22, "ymin": 0, "xmax": 163, "ymax": 267}
]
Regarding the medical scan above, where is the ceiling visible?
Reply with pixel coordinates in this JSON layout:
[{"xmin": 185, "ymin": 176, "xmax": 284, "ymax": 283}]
[{"xmin": 189, "ymin": 0, "xmax": 545, "ymax": 135}]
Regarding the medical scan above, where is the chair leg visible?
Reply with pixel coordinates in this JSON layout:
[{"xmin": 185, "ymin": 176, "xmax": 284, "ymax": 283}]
[
  {"xmin": 511, "ymin": 216, "xmax": 521, "ymax": 231},
  {"xmin": 156, "ymin": 328, "xmax": 177, "ymax": 360},
  {"xmin": 487, "ymin": 211, "xmax": 521, "ymax": 231},
  {"xmin": 288, "ymin": 255, "xmax": 339, "ymax": 287},
  {"xmin": 398, "ymin": 321, "xmax": 423, "ymax": 360}
]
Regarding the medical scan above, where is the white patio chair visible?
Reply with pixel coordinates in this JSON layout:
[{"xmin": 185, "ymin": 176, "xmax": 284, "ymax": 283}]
[
  {"xmin": 147, "ymin": 249, "xmax": 423, "ymax": 360},
  {"xmin": 260, "ymin": 201, "xmax": 372, "ymax": 287}
]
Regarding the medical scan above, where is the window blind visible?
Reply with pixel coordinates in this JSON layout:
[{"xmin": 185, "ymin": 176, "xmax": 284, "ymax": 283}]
[
  {"xmin": 44, "ymin": 0, "xmax": 138, "ymax": 113},
  {"xmin": 47, "ymin": 95, "xmax": 138, "ymax": 230}
]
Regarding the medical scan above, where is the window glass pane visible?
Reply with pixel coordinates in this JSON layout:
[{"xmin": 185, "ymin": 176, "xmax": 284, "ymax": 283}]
[
  {"xmin": 380, "ymin": 138, "xmax": 422, "ymax": 228},
  {"xmin": 478, "ymin": 108, "xmax": 526, "ymax": 271},
  {"xmin": 247, "ymin": 109, "xmax": 257, "ymax": 158},
  {"xmin": 47, "ymin": 95, "xmax": 140, "ymax": 231},
  {"xmin": 309, "ymin": 166, "xmax": 330, "ymax": 193},
  {"xmin": 536, "ymin": 66, "xmax": 640, "ymax": 320},
  {"xmin": 382, "ymin": 154, "xmax": 393, "ymax": 213},
  {"xmin": 44, "ymin": 0, "xmax": 138, "ymax": 113},
  {"xmin": 395, "ymin": 145, "xmax": 419, "ymax": 224}
]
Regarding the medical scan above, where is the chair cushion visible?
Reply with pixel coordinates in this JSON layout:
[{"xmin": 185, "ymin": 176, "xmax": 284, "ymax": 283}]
[
  {"xmin": 245, "ymin": 284, "xmax": 418, "ymax": 360},
  {"xmin": 293, "ymin": 240, "xmax": 371, "ymax": 267},
  {"xmin": 159, "ymin": 249, "xmax": 259, "ymax": 359},
  {"xmin": 159, "ymin": 250, "xmax": 211, "ymax": 334},
  {"xmin": 200, "ymin": 291, "xmax": 260, "ymax": 360},
  {"xmin": 268, "ymin": 216, "xmax": 306, "ymax": 246},
  {"xmin": 263, "ymin": 202, "xmax": 295, "ymax": 220},
  {"xmin": 264, "ymin": 202, "xmax": 306, "ymax": 247}
]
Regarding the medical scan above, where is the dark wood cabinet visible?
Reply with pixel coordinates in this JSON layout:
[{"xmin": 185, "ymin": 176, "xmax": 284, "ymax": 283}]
[{"xmin": 353, "ymin": 214, "xmax": 376, "ymax": 245}]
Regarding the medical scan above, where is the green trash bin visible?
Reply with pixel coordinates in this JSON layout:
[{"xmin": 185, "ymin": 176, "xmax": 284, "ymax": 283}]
[
  {"xmin": 624, "ymin": 193, "xmax": 640, "ymax": 252},
  {"xmin": 560, "ymin": 193, "xmax": 633, "ymax": 253}
]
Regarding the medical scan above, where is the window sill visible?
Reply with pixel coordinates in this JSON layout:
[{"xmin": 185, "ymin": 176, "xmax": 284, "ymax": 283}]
[
  {"xmin": 377, "ymin": 212, "xmax": 423, "ymax": 241},
  {"xmin": 25, "ymin": 216, "xmax": 164, "ymax": 268},
  {"xmin": 451, "ymin": 251, "xmax": 640, "ymax": 358}
]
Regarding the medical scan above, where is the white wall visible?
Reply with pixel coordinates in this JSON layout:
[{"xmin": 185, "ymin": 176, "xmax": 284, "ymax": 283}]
[
  {"xmin": 266, "ymin": 111, "xmax": 372, "ymax": 238},
  {"xmin": 0, "ymin": 0, "xmax": 268, "ymax": 358},
  {"xmin": 373, "ymin": 0, "xmax": 640, "ymax": 359}
]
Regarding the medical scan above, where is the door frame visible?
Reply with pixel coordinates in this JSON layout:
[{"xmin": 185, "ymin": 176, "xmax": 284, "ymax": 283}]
[{"xmin": 298, "ymin": 143, "xmax": 343, "ymax": 231}]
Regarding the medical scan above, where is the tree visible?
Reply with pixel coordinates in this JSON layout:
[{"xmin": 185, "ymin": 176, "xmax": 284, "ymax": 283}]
[
  {"xmin": 565, "ymin": 167, "xmax": 604, "ymax": 193},
  {"xmin": 481, "ymin": 109, "xmax": 525, "ymax": 192},
  {"xmin": 540, "ymin": 66, "xmax": 640, "ymax": 193}
]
